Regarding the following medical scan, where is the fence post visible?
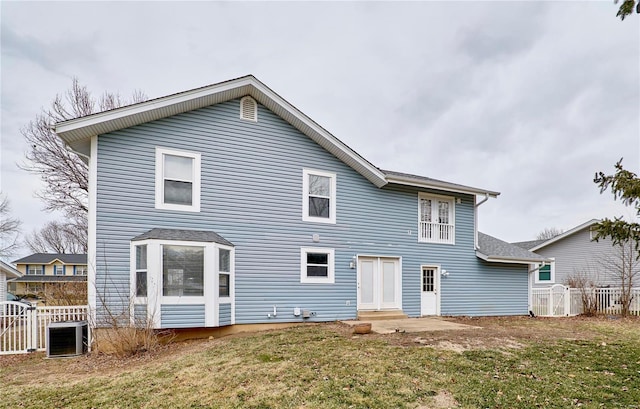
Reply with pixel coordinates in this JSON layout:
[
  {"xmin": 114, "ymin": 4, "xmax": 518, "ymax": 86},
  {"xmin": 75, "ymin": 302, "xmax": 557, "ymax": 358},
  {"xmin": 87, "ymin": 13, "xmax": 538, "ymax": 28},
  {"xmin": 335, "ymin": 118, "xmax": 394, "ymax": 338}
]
[{"xmin": 564, "ymin": 286, "xmax": 571, "ymax": 316}]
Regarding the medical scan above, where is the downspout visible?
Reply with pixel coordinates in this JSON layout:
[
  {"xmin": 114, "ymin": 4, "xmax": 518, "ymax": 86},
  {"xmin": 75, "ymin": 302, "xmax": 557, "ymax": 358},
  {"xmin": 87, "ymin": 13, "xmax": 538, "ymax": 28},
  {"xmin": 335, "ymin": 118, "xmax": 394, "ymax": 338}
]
[{"xmin": 474, "ymin": 193, "xmax": 489, "ymax": 249}]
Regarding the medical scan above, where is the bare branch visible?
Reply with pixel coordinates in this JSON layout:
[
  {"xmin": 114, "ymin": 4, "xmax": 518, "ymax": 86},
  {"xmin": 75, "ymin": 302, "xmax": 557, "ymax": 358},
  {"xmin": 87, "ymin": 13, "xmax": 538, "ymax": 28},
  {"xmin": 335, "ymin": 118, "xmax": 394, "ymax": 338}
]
[
  {"xmin": 0, "ymin": 193, "xmax": 22, "ymax": 258},
  {"xmin": 19, "ymin": 77, "xmax": 147, "ymax": 252}
]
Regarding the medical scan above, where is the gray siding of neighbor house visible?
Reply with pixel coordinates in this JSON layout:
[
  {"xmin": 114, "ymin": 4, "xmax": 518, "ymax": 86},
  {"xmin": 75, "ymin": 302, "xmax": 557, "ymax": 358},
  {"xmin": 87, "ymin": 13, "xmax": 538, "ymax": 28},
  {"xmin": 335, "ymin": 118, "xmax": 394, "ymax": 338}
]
[
  {"xmin": 94, "ymin": 98, "xmax": 528, "ymax": 327},
  {"xmin": 219, "ymin": 303, "xmax": 232, "ymax": 326},
  {"xmin": 531, "ymin": 228, "xmax": 634, "ymax": 288}
]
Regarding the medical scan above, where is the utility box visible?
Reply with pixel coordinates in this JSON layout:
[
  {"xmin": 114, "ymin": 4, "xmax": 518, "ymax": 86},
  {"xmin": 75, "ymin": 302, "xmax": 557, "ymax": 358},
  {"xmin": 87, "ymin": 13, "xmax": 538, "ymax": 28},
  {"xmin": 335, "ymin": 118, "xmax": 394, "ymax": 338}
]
[
  {"xmin": 47, "ymin": 321, "xmax": 88, "ymax": 358},
  {"xmin": 302, "ymin": 310, "xmax": 311, "ymax": 318}
]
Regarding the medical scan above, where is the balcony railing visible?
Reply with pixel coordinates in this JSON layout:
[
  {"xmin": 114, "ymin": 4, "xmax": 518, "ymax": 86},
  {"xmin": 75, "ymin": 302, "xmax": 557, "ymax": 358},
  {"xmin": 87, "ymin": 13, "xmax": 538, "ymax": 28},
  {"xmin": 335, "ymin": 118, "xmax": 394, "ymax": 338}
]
[{"xmin": 419, "ymin": 222, "xmax": 455, "ymax": 244}]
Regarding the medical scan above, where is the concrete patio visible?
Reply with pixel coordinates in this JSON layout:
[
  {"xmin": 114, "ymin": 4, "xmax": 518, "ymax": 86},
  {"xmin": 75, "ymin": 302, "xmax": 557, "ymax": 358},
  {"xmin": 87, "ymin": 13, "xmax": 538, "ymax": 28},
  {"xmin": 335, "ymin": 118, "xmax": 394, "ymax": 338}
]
[{"xmin": 342, "ymin": 317, "xmax": 481, "ymax": 334}]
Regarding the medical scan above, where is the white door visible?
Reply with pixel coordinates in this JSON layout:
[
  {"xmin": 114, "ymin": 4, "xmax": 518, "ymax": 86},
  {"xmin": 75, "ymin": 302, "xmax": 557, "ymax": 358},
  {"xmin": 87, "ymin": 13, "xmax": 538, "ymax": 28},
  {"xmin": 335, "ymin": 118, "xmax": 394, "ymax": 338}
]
[
  {"xmin": 421, "ymin": 266, "xmax": 438, "ymax": 315},
  {"xmin": 358, "ymin": 257, "xmax": 401, "ymax": 310}
]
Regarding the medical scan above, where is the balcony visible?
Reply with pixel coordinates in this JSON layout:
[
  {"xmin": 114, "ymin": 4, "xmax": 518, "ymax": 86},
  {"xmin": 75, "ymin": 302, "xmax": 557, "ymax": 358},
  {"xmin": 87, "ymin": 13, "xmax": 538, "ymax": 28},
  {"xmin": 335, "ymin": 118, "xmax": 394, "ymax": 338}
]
[{"xmin": 419, "ymin": 222, "xmax": 455, "ymax": 244}]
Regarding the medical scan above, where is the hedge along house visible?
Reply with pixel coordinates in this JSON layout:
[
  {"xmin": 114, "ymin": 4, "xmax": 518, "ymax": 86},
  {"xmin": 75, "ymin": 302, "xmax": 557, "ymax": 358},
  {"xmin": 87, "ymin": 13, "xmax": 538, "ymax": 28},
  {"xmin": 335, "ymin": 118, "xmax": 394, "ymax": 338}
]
[{"xmin": 54, "ymin": 75, "xmax": 544, "ymax": 330}]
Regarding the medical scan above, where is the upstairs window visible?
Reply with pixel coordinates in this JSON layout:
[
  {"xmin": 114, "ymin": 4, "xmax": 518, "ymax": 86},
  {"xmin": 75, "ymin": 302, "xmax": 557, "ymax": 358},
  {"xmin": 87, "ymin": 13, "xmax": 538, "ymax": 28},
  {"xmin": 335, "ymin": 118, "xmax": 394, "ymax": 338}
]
[
  {"xmin": 28, "ymin": 265, "xmax": 43, "ymax": 275},
  {"xmin": 240, "ymin": 96, "xmax": 258, "ymax": 122},
  {"xmin": 302, "ymin": 169, "xmax": 336, "ymax": 224},
  {"xmin": 75, "ymin": 266, "xmax": 88, "ymax": 276},
  {"xmin": 418, "ymin": 194, "xmax": 455, "ymax": 244},
  {"xmin": 155, "ymin": 147, "xmax": 201, "ymax": 212},
  {"xmin": 54, "ymin": 265, "xmax": 65, "ymax": 275}
]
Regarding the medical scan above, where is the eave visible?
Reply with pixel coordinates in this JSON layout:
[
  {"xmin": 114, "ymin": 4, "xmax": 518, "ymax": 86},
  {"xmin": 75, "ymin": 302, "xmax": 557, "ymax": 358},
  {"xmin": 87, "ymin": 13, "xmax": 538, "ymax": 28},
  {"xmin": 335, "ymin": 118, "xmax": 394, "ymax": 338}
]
[
  {"xmin": 385, "ymin": 174, "xmax": 500, "ymax": 198},
  {"xmin": 475, "ymin": 251, "xmax": 550, "ymax": 265},
  {"xmin": 55, "ymin": 75, "xmax": 388, "ymax": 188}
]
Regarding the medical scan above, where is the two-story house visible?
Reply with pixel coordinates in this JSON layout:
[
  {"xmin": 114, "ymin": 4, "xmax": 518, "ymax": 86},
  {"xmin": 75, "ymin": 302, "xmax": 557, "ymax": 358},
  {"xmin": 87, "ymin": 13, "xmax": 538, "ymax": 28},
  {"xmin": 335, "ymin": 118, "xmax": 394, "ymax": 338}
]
[
  {"xmin": 10, "ymin": 253, "xmax": 87, "ymax": 297},
  {"xmin": 54, "ymin": 75, "xmax": 544, "ymax": 330}
]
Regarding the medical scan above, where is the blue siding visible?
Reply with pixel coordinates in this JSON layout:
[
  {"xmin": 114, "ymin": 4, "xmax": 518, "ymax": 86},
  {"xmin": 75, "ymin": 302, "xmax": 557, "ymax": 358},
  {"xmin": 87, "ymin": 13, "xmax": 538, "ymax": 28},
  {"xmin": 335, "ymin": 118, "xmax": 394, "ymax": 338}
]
[
  {"xmin": 161, "ymin": 304, "xmax": 205, "ymax": 328},
  {"xmin": 219, "ymin": 303, "xmax": 232, "ymax": 326},
  {"xmin": 134, "ymin": 304, "xmax": 147, "ymax": 324},
  {"xmin": 94, "ymin": 98, "xmax": 526, "ymax": 326}
]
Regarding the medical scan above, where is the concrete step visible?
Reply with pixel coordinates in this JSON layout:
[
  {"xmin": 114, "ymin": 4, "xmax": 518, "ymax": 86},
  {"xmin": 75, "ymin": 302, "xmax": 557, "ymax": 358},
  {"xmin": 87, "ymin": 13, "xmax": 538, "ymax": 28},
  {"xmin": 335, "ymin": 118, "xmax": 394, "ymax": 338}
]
[{"xmin": 357, "ymin": 310, "xmax": 408, "ymax": 321}]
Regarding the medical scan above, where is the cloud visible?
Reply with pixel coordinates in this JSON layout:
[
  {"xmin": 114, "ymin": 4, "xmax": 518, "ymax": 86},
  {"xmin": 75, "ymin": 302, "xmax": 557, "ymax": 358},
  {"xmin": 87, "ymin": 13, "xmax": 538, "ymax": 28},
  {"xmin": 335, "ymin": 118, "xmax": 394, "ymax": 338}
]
[{"xmin": 1, "ymin": 24, "xmax": 99, "ymax": 78}]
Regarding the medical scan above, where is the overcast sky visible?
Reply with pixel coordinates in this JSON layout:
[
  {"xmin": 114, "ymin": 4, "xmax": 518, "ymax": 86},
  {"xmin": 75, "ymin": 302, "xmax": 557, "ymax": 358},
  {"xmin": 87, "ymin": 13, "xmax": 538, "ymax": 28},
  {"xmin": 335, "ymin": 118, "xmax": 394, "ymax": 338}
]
[{"xmin": 1, "ymin": 1, "xmax": 639, "ymax": 261}]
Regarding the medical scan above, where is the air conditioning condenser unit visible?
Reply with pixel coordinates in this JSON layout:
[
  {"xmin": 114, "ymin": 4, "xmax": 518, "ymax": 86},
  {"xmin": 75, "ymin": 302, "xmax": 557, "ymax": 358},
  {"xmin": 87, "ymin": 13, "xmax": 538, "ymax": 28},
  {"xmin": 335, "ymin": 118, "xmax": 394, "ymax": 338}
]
[{"xmin": 47, "ymin": 320, "xmax": 88, "ymax": 358}]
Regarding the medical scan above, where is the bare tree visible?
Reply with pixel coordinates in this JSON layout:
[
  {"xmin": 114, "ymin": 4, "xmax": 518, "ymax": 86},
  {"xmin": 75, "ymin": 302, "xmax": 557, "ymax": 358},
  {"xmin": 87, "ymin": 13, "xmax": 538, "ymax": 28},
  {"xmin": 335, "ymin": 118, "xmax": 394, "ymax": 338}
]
[
  {"xmin": 19, "ymin": 78, "xmax": 146, "ymax": 249},
  {"xmin": 24, "ymin": 220, "xmax": 87, "ymax": 254},
  {"xmin": 0, "ymin": 194, "xmax": 21, "ymax": 258},
  {"xmin": 536, "ymin": 227, "xmax": 564, "ymax": 240},
  {"xmin": 600, "ymin": 239, "xmax": 640, "ymax": 316}
]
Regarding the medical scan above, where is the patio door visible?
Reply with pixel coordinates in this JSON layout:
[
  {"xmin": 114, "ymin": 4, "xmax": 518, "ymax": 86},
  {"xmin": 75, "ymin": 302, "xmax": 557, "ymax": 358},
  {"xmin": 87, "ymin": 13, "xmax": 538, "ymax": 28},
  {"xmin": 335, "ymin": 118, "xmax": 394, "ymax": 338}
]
[
  {"xmin": 421, "ymin": 266, "xmax": 439, "ymax": 315},
  {"xmin": 357, "ymin": 257, "xmax": 401, "ymax": 311}
]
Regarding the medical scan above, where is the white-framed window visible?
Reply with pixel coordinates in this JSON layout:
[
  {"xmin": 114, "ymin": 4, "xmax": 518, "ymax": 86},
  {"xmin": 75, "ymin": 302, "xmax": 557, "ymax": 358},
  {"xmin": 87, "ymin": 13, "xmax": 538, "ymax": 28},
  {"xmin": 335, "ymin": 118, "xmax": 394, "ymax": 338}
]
[
  {"xmin": 240, "ymin": 96, "xmax": 258, "ymax": 122},
  {"xmin": 54, "ymin": 264, "xmax": 65, "ymax": 275},
  {"xmin": 535, "ymin": 261, "xmax": 555, "ymax": 284},
  {"xmin": 219, "ymin": 248, "xmax": 231, "ymax": 298},
  {"xmin": 300, "ymin": 247, "xmax": 335, "ymax": 284},
  {"xmin": 135, "ymin": 245, "xmax": 148, "ymax": 297},
  {"xmin": 302, "ymin": 169, "xmax": 336, "ymax": 224},
  {"xmin": 155, "ymin": 147, "xmax": 201, "ymax": 212},
  {"xmin": 418, "ymin": 193, "xmax": 455, "ymax": 244},
  {"xmin": 162, "ymin": 245, "xmax": 205, "ymax": 297},
  {"xmin": 75, "ymin": 266, "xmax": 88, "ymax": 276},
  {"xmin": 28, "ymin": 265, "xmax": 43, "ymax": 275}
]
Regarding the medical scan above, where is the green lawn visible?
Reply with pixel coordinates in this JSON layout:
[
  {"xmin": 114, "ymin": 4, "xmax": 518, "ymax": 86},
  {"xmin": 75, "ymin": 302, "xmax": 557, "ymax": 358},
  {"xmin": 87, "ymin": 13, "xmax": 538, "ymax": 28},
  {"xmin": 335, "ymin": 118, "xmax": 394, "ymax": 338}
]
[{"xmin": 1, "ymin": 317, "xmax": 639, "ymax": 408}]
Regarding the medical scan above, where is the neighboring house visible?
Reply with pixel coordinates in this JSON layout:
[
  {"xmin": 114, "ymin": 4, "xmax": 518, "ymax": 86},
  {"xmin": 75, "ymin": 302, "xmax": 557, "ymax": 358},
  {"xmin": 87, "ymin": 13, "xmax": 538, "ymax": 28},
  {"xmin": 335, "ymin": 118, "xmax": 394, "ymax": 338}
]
[
  {"xmin": 514, "ymin": 219, "xmax": 639, "ymax": 289},
  {"xmin": 1, "ymin": 260, "xmax": 22, "ymax": 298},
  {"xmin": 10, "ymin": 253, "xmax": 88, "ymax": 296},
  {"xmin": 54, "ymin": 75, "xmax": 544, "ymax": 330}
]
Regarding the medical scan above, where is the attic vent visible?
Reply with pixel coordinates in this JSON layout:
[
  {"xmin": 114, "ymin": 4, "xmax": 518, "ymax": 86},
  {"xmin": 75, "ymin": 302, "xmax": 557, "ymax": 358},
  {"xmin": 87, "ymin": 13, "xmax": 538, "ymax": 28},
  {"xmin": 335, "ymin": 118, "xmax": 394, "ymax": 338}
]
[{"xmin": 240, "ymin": 96, "xmax": 257, "ymax": 122}]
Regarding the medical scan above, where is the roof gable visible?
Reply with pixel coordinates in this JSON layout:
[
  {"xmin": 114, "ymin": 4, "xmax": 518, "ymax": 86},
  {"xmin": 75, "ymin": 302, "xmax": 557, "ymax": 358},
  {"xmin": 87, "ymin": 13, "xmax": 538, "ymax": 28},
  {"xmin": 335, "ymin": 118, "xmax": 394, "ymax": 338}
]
[
  {"xmin": 55, "ymin": 75, "xmax": 499, "ymax": 197},
  {"xmin": 0, "ymin": 260, "xmax": 22, "ymax": 278},
  {"xmin": 529, "ymin": 219, "xmax": 600, "ymax": 252}
]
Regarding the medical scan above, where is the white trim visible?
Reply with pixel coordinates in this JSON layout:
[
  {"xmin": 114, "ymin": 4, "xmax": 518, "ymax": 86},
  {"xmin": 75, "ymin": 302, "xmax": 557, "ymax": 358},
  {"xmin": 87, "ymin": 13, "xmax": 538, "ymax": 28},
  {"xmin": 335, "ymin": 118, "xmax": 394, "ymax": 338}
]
[
  {"xmin": 302, "ymin": 169, "xmax": 337, "ymax": 224},
  {"xmin": 534, "ymin": 260, "xmax": 556, "ymax": 284},
  {"xmin": 155, "ymin": 147, "xmax": 201, "ymax": 212},
  {"xmin": 420, "ymin": 264, "xmax": 441, "ymax": 316},
  {"xmin": 300, "ymin": 247, "xmax": 335, "ymax": 284},
  {"xmin": 129, "ymin": 238, "xmax": 235, "ymax": 329},
  {"xmin": 239, "ymin": 96, "xmax": 258, "ymax": 122},
  {"xmin": 417, "ymin": 193, "xmax": 455, "ymax": 245},
  {"xmin": 529, "ymin": 219, "xmax": 600, "ymax": 251},
  {"xmin": 88, "ymin": 136, "xmax": 97, "ymax": 322},
  {"xmin": 54, "ymin": 76, "xmax": 389, "ymax": 188}
]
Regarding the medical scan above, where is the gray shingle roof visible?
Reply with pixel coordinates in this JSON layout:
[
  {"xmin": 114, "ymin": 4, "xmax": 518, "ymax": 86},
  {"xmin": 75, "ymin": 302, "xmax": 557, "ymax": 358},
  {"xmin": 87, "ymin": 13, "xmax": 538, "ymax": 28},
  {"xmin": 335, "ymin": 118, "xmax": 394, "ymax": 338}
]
[
  {"xmin": 478, "ymin": 232, "xmax": 547, "ymax": 262},
  {"xmin": 131, "ymin": 228, "xmax": 234, "ymax": 246},
  {"xmin": 13, "ymin": 253, "xmax": 87, "ymax": 265},
  {"xmin": 9, "ymin": 275, "xmax": 87, "ymax": 283},
  {"xmin": 511, "ymin": 239, "xmax": 547, "ymax": 250}
]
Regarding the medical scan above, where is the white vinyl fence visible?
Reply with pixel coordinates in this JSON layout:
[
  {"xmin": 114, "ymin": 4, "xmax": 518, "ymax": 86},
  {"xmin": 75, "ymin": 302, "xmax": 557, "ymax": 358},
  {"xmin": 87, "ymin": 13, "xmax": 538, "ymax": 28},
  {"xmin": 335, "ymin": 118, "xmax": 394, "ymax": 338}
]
[
  {"xmin": 531, "ymin": 284, "xmax": 640, "ymax": 317},
  {"xmin": 1, "ymin": 302, "xmax": 89, "ymax": 355}
]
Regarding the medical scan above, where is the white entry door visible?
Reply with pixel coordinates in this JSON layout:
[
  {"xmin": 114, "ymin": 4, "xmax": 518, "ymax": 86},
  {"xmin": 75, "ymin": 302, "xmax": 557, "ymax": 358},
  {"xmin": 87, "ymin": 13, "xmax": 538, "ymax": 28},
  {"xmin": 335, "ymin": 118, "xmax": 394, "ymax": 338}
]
[
  {"xmin": 358, "ymin": 257, "xmax": 401, "ymax": 310},
  {"xmin": 421, "ymin": 266, "xmax": 439, "ymax": 315}
]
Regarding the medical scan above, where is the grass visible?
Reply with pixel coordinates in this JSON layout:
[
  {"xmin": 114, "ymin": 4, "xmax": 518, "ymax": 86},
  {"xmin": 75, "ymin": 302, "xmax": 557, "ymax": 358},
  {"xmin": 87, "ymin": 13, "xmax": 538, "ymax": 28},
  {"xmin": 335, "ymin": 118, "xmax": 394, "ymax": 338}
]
[{"xmin": 1, "ymin": 317, "xmax": 639, "ymax": 408}]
